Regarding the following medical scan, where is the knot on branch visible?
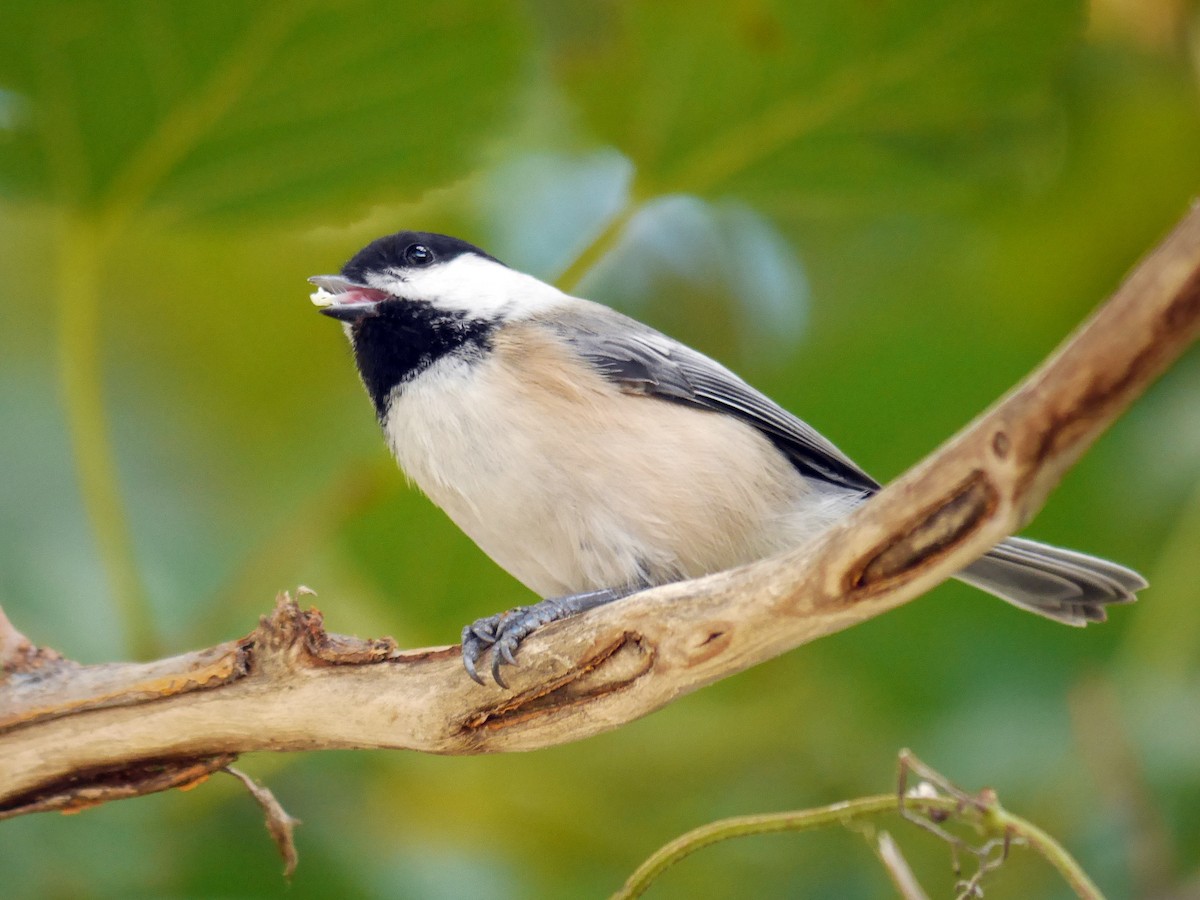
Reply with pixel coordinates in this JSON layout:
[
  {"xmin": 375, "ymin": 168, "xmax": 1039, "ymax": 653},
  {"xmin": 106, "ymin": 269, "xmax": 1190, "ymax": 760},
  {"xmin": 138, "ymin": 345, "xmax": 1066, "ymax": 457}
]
[
  {"xmin": 859, "ymin": 475, "xmax": 998, "ymax": 595},
  {"xmin": 1, "ymin": 606, "xmax": 64, "ymax": 676},
  {"xmin": 251, "ymin": 589, "xmax": 402, "ymax": 670},
  {"xmin": 851, "ymin": 472, "xmax": 998, "ymax": 593}
]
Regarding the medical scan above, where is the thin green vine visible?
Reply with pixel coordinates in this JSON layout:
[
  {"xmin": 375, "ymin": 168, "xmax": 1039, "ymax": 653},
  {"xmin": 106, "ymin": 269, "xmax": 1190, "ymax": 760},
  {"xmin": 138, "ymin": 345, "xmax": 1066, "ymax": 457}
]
[{"xmin": 613, "ymin": 750, "xmax": 1105, "ymax": 899}]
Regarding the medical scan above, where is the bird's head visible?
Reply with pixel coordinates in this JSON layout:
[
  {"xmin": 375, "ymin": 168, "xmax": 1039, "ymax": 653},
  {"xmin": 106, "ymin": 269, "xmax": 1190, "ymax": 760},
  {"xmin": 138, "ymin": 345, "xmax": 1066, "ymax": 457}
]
[
  {"xmin": 310, "ymin": 231, "xmax": 570, "ymax": 414},
  {"xmin": 309, "ymin": 231, "xmax": 560, "ymax": 327}
]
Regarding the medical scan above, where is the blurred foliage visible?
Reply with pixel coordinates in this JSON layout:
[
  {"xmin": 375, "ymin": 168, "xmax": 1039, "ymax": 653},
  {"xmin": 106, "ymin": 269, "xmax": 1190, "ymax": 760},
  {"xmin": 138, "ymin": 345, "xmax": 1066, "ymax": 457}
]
[
  {"xmin": 0, "ymin": 0, "xmax": 528, "ymax": 221},
  {"xmin": 1, "ymin": 0, "xmax": 1199, "ymax": 897}
]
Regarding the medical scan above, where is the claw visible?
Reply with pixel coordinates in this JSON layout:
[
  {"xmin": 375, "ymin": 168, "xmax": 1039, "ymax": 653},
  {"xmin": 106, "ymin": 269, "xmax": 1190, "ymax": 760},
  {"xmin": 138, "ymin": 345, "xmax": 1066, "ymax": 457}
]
[
  {"xmin": 460, "ymin": 626, "xmax": 488, "ymax": 686},
  {"xmin": 470, "ymin": 623, "xmax": 497, "ymax": 643},
  {"xmin": 464, "ymin": 653, "xmax": 486, "ymax": 687},
  {"xmin": 459, "ymin": 588, "xmax": 634, "ymax": 688},
  {"xmin": 498, "ymin": 640, "xmax": 518, "ymax": 666},
  {"xmin": 491, "ymin": 652, "xmax": 510, "ymax": 689}
]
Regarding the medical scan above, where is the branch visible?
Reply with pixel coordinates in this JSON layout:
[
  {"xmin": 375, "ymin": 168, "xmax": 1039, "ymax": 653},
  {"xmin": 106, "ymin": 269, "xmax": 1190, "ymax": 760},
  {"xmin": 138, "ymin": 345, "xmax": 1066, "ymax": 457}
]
[{"xmin": 3, "ymin": 203, "xmax": 1199, "ymax": 819}]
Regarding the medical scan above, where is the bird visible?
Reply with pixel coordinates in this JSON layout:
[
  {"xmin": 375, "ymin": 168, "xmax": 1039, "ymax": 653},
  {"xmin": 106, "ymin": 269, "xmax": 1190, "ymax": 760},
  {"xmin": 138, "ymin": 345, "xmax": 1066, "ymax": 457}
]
[{"xmin": 310, "ymin": 230, "xmax": 1146, "ymax": 687}]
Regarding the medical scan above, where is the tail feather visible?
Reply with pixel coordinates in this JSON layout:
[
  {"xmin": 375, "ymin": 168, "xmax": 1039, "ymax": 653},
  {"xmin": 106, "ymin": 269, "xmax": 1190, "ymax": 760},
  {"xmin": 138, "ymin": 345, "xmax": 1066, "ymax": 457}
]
[{"xmin": 957, "ymin": 536, "xmax": 1146, "ymax": 626}]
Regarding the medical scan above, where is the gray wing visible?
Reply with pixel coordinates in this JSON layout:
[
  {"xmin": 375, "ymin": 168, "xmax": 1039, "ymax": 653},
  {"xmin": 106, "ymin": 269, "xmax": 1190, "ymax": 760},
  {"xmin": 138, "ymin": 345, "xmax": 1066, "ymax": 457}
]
[{"xmin": 545, "ymin": 303, "xmax": 880, "ymax": 495}]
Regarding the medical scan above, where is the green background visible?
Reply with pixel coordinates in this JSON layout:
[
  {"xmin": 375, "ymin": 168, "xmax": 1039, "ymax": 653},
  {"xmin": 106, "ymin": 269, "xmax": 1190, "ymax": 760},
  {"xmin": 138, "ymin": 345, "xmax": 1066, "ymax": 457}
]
[{"xmin": 2, "ymin": 1, "xmax": 1199, "ymax": 897}]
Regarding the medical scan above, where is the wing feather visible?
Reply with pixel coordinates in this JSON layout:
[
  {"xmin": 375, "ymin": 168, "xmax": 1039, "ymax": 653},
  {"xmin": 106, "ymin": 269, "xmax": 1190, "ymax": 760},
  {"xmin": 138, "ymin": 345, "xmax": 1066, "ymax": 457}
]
[{"xmin": 544, "ymin": 303, "xmax": 879, "ymax": 494}]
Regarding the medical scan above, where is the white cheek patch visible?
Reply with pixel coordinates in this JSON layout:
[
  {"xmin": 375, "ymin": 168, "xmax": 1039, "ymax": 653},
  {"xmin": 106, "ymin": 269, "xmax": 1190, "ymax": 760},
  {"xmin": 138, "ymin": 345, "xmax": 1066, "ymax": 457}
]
[{"xmin": 395, "ymin": 255, "xmax": 567, "ymax": 319}]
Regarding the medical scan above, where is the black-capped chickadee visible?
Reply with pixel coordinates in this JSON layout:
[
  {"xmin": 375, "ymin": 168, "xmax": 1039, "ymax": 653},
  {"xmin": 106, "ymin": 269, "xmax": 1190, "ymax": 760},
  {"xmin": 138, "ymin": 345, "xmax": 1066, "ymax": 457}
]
[{"xmin": 311, "ymin": 231, "xmax": 1145, "ymax": 687}]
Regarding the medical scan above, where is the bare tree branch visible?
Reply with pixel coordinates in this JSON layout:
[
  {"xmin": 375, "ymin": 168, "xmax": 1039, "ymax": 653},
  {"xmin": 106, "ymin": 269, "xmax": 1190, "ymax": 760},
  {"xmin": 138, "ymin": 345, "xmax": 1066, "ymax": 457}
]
[{"xmin": 3, "ymin": 203, "xmax": 1199, "ymax": 819}]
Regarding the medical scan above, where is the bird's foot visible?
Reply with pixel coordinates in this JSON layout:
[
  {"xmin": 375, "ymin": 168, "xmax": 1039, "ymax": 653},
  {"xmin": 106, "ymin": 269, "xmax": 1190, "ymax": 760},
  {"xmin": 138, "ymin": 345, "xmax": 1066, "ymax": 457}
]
[{"xmin": 461, "ymin": 587, "xmax": 632, "ymax": 688}]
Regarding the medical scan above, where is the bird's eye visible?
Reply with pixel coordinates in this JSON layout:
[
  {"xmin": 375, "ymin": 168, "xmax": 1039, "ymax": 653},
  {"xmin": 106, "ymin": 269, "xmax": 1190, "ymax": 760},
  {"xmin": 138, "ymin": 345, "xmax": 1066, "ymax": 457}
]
[{"xmin": 404, "ymin": 243, "xmax": 434, "ymax": 267}]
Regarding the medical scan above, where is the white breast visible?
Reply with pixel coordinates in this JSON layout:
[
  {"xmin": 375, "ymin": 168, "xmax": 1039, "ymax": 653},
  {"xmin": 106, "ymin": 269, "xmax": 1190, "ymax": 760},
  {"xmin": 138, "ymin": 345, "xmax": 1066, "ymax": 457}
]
[{"xmin": 383, "ymin": 322, "xmax": 856, "ymax": 598}]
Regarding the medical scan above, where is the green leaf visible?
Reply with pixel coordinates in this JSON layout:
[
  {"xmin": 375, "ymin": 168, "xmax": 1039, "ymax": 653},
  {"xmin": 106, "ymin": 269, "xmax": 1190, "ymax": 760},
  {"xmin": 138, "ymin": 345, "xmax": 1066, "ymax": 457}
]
[
  {"xmin": 542, "ymin": 0, "xmax": 1081, "ymax": 208},
  {"xmin": 0, "ymin": 0, "xmax": 530, "ymax": 222},
  {"xmin": 577, "ymin": 195, "xmax": 808, "ymax": 360}
]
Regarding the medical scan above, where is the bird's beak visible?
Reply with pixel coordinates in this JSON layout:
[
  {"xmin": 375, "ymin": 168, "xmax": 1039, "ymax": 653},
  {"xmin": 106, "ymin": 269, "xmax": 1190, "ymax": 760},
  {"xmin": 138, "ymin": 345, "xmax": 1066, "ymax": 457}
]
[{"xmin": 308, "ymin": 275, "xmax": 390, "ymax": 322}]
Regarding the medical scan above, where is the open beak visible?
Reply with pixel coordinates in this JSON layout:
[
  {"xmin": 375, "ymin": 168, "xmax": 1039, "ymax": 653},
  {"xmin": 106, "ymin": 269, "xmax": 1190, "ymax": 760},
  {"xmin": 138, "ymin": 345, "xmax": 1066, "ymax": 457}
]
[{"xmin": 308, "ymin": 275, "xmax": 391, "ymax": 322}]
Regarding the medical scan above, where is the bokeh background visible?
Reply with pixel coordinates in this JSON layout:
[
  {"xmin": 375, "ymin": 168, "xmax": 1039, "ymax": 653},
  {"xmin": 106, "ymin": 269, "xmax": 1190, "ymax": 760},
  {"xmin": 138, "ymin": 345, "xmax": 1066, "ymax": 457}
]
[{"xmin": 2, "ymin": 1, "xmax": 1199, "ymax": 897}]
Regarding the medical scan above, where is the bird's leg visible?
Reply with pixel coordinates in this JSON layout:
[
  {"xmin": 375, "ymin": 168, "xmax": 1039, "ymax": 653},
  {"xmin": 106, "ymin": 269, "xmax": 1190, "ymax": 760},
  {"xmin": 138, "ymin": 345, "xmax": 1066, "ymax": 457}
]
[{"xmin": 461, "ymin": 586, "xmax": 639, "ymax": 688}]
